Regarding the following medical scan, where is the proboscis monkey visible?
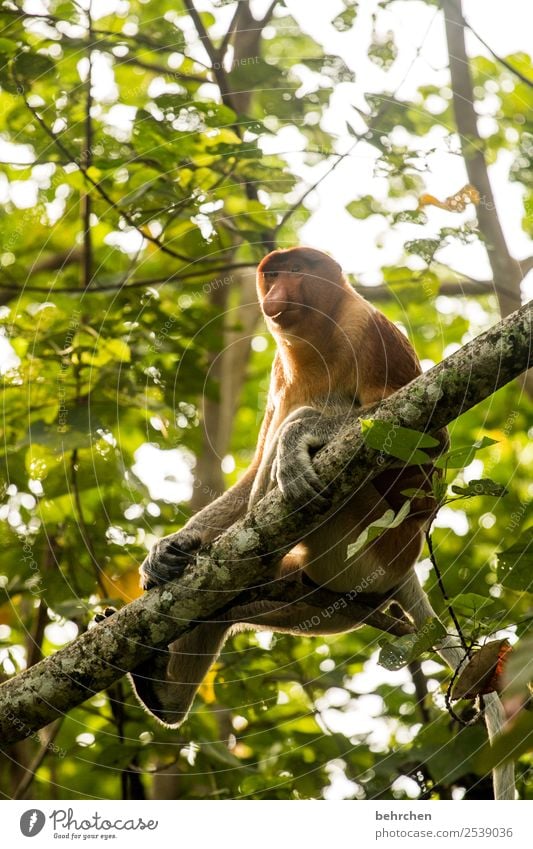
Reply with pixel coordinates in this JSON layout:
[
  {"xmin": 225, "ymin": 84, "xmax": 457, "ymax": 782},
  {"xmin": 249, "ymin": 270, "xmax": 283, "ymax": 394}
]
[{"xmin": 132, "ymin": 247, "xmax": 514, "ymax": 799}]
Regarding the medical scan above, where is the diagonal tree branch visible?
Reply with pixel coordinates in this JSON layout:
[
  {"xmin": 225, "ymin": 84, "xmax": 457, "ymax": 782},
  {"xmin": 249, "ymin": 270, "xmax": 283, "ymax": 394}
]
[
  {"xmin": 215, "ymin": 0, "xmax": 283, "ymax": 67},
  {"xmin": 0, "ymin": 300, "xmax": 531, "ymax": 746}
]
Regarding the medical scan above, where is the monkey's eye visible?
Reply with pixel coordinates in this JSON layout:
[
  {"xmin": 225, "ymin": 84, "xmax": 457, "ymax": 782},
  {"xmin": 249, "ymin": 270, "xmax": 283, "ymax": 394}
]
[
  {"xmin": 264, "ymin": 270, "xmax": 278, "ymax": 281},
  {"xmin": 290, "ymin": 264, "xmax": 302, "ymax": 273}
]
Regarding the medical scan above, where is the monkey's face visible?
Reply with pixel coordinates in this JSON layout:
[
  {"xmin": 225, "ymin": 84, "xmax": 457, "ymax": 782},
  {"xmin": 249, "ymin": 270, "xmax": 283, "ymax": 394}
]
[{"xmin": 257, "ymin": 247, "xmax": 344, "ymax": 334}]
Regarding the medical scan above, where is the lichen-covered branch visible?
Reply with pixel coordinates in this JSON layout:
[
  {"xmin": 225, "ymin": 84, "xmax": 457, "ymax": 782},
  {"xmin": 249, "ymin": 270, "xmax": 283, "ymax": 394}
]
[{"xmin": 0, "ymin": 301, "xmax": 531, "ymax": 746}]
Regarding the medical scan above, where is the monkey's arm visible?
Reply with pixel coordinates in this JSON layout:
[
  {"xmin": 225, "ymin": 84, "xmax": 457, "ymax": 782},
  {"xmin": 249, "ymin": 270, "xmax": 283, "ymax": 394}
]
[
  {"xmin": 268, "ymin": 404, "xmax": 375, "ymax": 505},
  {"xmin": 140, "ymin": 402, "xmax": 275, "ymax": 589},
  {"xmin": 271, "ymin": 401, "xmax": 446, "ymax": 509}
]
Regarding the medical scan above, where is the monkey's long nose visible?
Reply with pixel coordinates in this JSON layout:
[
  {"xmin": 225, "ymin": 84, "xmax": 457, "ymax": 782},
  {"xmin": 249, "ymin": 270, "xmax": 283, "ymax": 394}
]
[
  {"xmin": 262, "ymin": 282, "xmax": 299, "ymax": 318},
  {"xmin": 262, "ymin": 297, "xmax": 294, "ymax": 317}
]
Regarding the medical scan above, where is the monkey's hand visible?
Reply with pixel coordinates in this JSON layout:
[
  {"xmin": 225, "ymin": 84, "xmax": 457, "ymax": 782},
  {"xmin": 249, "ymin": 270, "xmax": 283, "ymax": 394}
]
[
  {"xmin": 140, "ymin": 529, "xmax": 202, "ymax": 590},
  {"xmin": 274, "ymin": 410, "xmax": 339, "ymax": 507}
]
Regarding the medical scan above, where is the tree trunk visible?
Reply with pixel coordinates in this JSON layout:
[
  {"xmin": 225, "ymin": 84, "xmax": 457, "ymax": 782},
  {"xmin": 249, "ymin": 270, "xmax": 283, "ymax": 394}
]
[{"xmin": 441, "ymin": 0, "xmax": 533, "ymax": 394}]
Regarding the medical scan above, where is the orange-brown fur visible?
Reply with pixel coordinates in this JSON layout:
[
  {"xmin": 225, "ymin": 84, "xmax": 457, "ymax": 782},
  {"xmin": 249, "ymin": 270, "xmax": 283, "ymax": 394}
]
[
  {"xmin": 133, "ymin": 245, "xmax": 441, "ymax": 720},
  {"xmin": 254, "ymin": 247, "xmax": 435, "ymax": 594}
]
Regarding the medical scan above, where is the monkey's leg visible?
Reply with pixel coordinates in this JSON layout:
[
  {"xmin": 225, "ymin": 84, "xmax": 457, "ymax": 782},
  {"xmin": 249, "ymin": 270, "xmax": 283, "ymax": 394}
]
[
  {"xmin": 130, "ymin": 596, "xmax": 366, "ymax": 728},
  {"xmin": 394, "ymin": 573, "xmax": 515, "ymax": 800}
]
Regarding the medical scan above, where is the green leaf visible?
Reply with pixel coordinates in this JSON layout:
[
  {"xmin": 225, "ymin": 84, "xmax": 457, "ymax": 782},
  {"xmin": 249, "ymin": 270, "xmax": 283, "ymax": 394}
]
[
  {"xmin": 435, "ymin": 437, "xmax": 498, "ymax": 469},
  {"xmin": 200, "ymin": 741, "xmax": 252, "ymax": 770},
  {"xmin": 392, "ymin": 209, "xmax": 427, "ymax": 225},
  {"xmin": 497, "ymin": 528, "xmax": 533, "ymax": 592},
  {"xmin": 104, "ymin": 338, "xmax": 131, "ymax": 362},
  {"xmin": 501, "ymin": 635, "xmax": 533, "ymax": 696},
  {"xmin": 190, "ymin": 100, "xmax": 237, "ymax": 127},
  {"xmin": 346, "ymin": 501, "xmax": 411, "ymax": 558},
  {"xmin": 413, "ymin": 719, "xmax": 488, "ymax": 784},
  {"xmin": 450, "ymin": 593, "xmax": 498, "ymax": 618},
  {"xmin": 0, "ymin": 38, "xmax": 17, "ymax": 55},
  {"xmin": 0, "ymin": 55, "xmax": 18, "ymax": 93},
  {"xmin": 368, "ymin": 31, "xmax": 398, "ymax": 71},
  {"xmin": 378, "ymin": 617, "xmax": 447, "ymax": 670},
  {"xmin": 27, "ymin": 407, "xmax": 104, "ymax": 453},
  {"xmin": 404, "ymin": 237, "xmax": 441, "ymax": 263},
  {"xmin": 451, "ymin": 478, "xmax": 508, "ymax": 498},
  {"xmin": 95, "ymin": 743, "xmax": 143, "ymax": 769},
  {"xmin": 381, "ymin": 265, "xmax": 412, "ymax": 285},
  {"xmin": 198, "ymin": 11, "xmax": 216, "ymax": 29},
  {"xmin": 432, "ymin": 471, "xmax": 448, "ymax": 503},
  {"xmin": 55, "ymin": 1, "xmax": 79, "ymax": 18},
  {"xmin": 360, "ymin": 418, "xmax": 439, "ymax": 463},
  {"xmin": 332, "ymin": 7, "xmax": 357, "ymax": 32},
  {"xmin": 346, "ymin": 196, "xmax": 385, "ymax": 219},
  {"xmin": 306, "ymin": 55, "xmax": 355, "ymax": 84},
  {"xmin": 13, "ymin": 52, "xmax": 56, "ymax": 81}
]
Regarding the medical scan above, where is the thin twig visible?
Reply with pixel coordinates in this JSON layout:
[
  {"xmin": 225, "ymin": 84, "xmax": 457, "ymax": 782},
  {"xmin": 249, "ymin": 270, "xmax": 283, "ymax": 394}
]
[
  {"xmin": 217, "ymin": 0, "xmax": 281, "ymax": 64},
  {"xmin": 465, "ymin": 17, "xmax": 533, "ymax": 88},
  {"xmin": 120, "ymin": 57, "xmax": 207, "ymax": 85},
  {"xmin": 425, "ymin": 530, "xmax": 468, "ymax": 651},
  {"xmin": 0, "ymin": 269, "xmax": 495, "ymax": 297},
  {"xmin": 260, "ymin": 1, "xmax": 282, "ymax": 27},
  {"xmin": 217, "ymin": 2, "xmax": 242, "ymax": 63},
  {"xmin": 183, "ymin": 0, "xmax": 232, "ymax": 101},
  {"xmin": 12, "ymin": 719, "xmax": 64, "ymax": 799},
  {"xmin": 80, "ymin": 2, "xmax": 93, "ymax": 290},
  {"xmin": 0, "ymin": 262, "xmax": 256, "ymax": 294},
  {"xmin": 71, "ymin": 449, "xmax": 107, "ymax": 596},
  {"xmin": 444, "ymin": 644, "xmax": 482, "ymax": 727}
]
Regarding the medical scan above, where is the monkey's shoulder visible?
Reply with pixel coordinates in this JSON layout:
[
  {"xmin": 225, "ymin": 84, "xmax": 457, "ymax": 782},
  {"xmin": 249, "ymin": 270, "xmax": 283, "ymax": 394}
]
[{"xmin": 360, "ymin": 308, "xmax": 422, "ymax": 391}]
